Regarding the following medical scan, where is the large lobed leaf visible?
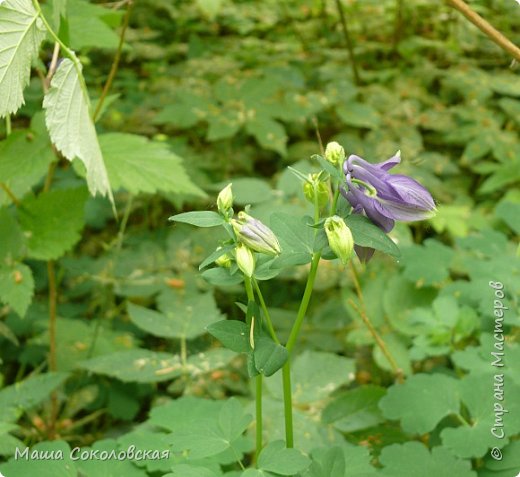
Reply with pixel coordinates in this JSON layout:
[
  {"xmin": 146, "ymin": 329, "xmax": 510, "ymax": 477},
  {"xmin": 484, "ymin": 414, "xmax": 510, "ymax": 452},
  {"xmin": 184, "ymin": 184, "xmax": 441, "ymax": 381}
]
[
  {"xmin": 43, "ymin": 57, "xmax": 113, "ymax": 202},
  {"xmin": 100, "ymin": 133, "xmax": 205, "ymax": 196},
  {"xmin": 0, "ymin": 0, "xmax": 47, "ymax": 117}
]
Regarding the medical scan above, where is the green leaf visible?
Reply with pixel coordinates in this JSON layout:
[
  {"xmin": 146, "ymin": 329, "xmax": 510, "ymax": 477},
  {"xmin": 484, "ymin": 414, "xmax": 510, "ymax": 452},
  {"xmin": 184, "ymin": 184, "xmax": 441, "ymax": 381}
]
[
  {"xmin": 0, "ymin": 440, "xmax": 77, "ymax": 477},
  {"xmin": 253, "ymin": 336, "xmax": 288, "ymax": 377},
  {"xmin": 0, "ymin": 372, "xmax": 69, "ymax": 422},
  {"xmin": 322, "ymin": 385, "xmax": 386, "ymax": 433},
  {"xmin": 441, "ymin": 375, "xmax": 520, "ymax": 458},
  {"xmin": 495, "ymin": 200, "xmax": 520, "ymax": 234},
  {"xmin": 166, "ymin": 465, "xmax": 220, "ymax": 477},
  {"xmin": 245, "ymin": 116, "xmax": 287, "ymax": 156},
  {"xmin": 206, "ymin": 320, "xmax": 250, "ymax": 353},
  {"xmin": 202, "ymin": 267, "xmax": 244, "ymax": 286},
  {"xmin": 18, "ymin": 188, "xmax": 88, "ymax": 260},
  {"xmin": 372, "ymin": 333, "xmax": 412, "ymax": 375},
  {"xmin": 378, "ymin": 442, "xmax": 476, "ymax": 477},
  {"xmin": 67, "ymin": 0, "xmax": 122, "ymax": 50},
  {"xmin": 0, "ymin": 121, "xmax": 54, "ymax": 206},
  {"xmin": 266, "ymin": 350, "xmax": 355, "ymax": 403},
  {"xmin": 100, "ymin": 133, "xmax": 205, "ymax": 196},
  {"xmin": 0, "ymin": 0, "xmax": 47, "ymax": 117},
  {"xmin": 43, "ymin": 57, "xmax": 113, "ymax": 202},
  {"xmin": 345, "ymin": 214, "xmax": 400, "ymax": 258},
  {"xmin": 0, "ymin": 262, "xmax": 34, "ymax": 317},
  {"xmin": 400, "ymin": 239, "xmax": 454, "ymax": 286},
  {"xmin": 258, "ymin": 440, "xmax": 311, "ymax": 475},
  {"xmin": 0, "ymin": 208, "xmax": 24, "ymax": 261},
  {"xmin": 216, "ymin": 178, "xmax": 273, "ymax": 205},
  {"xmin": 128, "ymin": 290, "xmax": 222, "ymax": 340},
  {"xmin": 270, "ymin": 213, "xmax": 314, "ymax": 256},
  {"xmin": 75, "ymin": 439, "xmax": 148, "ymax": 477},
  {"xmin": 379, "ymin": 373, "xmax": 460, "ymax": 434},
  {"xmin": 336, "ymin": 102, "xmax": 381, "ymax": 129},
  {"xmin": 195, "ymin": 0, "xmax": 224, "ymax": 20},
  {"xmin": 156, "ymin": 288, "xmax": 224, "ymax": 339},
  {"xmin": 80, "ymin": 349, "xmax": 183, "ymax": 383},
  {"xmin": 169, "ymin": 211, "xmax": 224, "ymax": 227}
]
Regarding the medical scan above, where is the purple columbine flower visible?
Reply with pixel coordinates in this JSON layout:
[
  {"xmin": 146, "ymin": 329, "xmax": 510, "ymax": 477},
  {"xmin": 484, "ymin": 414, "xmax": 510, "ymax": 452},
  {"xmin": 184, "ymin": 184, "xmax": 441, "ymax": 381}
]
[
  {"xmin": 341, "ymin": 152, "xmax": 436, "ymax": 260},
  {"xmin": 342, "ymin": 152, "xmax": 436, "ymax": 232}
]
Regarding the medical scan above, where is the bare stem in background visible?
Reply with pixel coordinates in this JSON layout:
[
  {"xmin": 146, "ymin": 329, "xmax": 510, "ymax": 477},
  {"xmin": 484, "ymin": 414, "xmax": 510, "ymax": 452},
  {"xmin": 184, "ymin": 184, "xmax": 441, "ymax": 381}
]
[
  {"xmin": 93, "ymin": 0, "xmax": 134, "ymax": 122},
  {"xmin": 334, "ymin": 0, "xmax": 360, "ymax": 84},
  {"xmin": 393, "ymin": 0, "xmax": 404, "ymax": 51},
  {"xmin": 446, "ymin": 0, "xmax": 520, "ymax": 61},
  {"xmin": 349, "ymin": 262, "xmax": 404, "ymax": 384}
]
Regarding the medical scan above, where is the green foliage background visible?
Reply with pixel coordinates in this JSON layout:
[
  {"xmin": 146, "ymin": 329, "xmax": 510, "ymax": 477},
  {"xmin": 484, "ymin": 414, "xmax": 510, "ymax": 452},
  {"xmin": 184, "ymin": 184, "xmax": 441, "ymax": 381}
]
[{"xmin": 0, "ymin": 0, "xmax": 519, "ymax": 475}]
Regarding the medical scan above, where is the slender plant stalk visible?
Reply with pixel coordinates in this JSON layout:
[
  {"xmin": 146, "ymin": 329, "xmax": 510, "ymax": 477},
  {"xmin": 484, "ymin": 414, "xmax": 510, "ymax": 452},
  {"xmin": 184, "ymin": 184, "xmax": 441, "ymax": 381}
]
[
  {"xmin": 334, "ymin": 0, "xmax": 360, "ymax": 84},
  {"xmin": 446, "ymin": 0, "xmax": 520, "ymax": 61},
  {"xmin": 93, "ymin": 0, "xmax": 134, "ymax": 121},
  {"xmin": 46, "ymin": 260, "xmax": 58, "ymax": 438},
  {"xmin": 244, "ymin": 277, "xmax": 262, "ymax": 460},
  {"xmin": 348, "ymin": 262, "xmax": 404, "ymax": 383},
  {"xmin": 393, "ymin": 0, "xmax": 404, "ymax": 51},
  {"xmin": 252, "ymin": 280, "xmax": 279, "ymax": 344},
  {"xmin": 5, "ymin": 115, "xmax": 11, "ymax": 136}
]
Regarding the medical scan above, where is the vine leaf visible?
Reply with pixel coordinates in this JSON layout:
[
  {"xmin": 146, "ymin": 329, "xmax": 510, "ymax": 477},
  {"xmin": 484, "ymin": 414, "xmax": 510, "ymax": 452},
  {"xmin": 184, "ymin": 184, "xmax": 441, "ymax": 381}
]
[
  {"xmin": 43, "ymin": 57, "xmax": 114, "ymax": 204},
  {"xmin": 0, "ymin": 0, "xmax": 47, "ymax": 117}
]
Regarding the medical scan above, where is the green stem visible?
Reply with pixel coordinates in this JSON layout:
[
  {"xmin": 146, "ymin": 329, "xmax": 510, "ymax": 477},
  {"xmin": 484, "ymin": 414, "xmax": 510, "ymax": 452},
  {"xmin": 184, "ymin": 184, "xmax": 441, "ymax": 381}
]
[
  {"xmin": 93, "ymin": 0, "xmax": 134, "ymax": 122},
  {"xmin": 330, "ymin": 187, "xmax": 340, "ymax": 216},
  {"xmin": 32, "ymin": 1, "xmax": 90, "ymax": 106},
  {"xmin": 253, "ymin": 279, "xmax": 279, "ymax": 344},
  {"xmin": 5, "ymin": 115, "xmax": 11, "ymax": 136},
  {"xmin": 244, "ymin": 276, "xmax": 263, "ymax": 460}
]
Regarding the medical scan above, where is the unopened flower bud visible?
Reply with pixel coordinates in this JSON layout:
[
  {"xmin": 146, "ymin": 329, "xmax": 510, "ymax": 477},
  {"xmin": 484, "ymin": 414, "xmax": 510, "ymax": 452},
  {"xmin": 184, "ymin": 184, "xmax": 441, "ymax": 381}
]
[
  {"xmin": 217, "ymin": 183, "xmax": 233, "ymax": 216},
  {"xmin": 235, "ymin": 243, "xmax": 255, "ymax": 277},
  {"xmin": 231, "ymin": 212, "xmax": 281, "ymax": 256},
  {"xmin": 215, "ymin": 247, "xmax": 232, "ymax": 268},
  {"xmin": 325, "ymin": 141, "xmax": 345, "ymax": 166},
  {"xmin": 303, "ymin": 174, "xmax": 329, "ymax": 209},
  {"xmin": 324, "ymin": 216, "xmax": 354, "ymax": 265}
]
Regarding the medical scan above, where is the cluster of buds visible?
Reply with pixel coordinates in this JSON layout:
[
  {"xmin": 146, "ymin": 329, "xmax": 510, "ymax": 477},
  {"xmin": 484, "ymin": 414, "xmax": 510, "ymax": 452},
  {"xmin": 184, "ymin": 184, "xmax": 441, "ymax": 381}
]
[
  {"xmin": 303, "ymin": 173, "xmax": 329, "ymax": 209},
  {"xmin": 214, "ymin": 184, "xmax": 281, "ymax": 278}
]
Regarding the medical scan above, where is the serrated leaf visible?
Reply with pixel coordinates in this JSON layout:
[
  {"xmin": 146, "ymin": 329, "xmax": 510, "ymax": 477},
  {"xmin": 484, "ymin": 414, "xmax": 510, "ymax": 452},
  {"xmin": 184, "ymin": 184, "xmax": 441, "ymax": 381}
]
[
  {"xmin": 100, "ymin": 133, "xmax": 205, "ymax": 196},
  {"xmin": 0, "ymin": 372, "xmax": 69, "ymax": 422},
  {"xmin": 0, "ymin": 0, "xmax": 47, "ymax": 117},
  {"xmin": 337, "ymin": 102, "xmax": 381, "ymax": 129},
  {"xmin": 0, "ymin": 263, "xmax": 34, "ymax": 317},
  {"xmin": 379, "ymin": 373, "xmax": 460, "ymax": 434},
  {"xmin": 18, "ymin": 188, "xmax": 88, "ymax": 260},
  {"xmin": 169, "ymin": 211, "xmax": 224, "ymax": 227},
  {"xmin": 206, "ymin": 320, "xmax": 250, "ymax": 353},
  {"xmin": 43, "ymin": 57, "xmax": 113, "ymax": 202}
]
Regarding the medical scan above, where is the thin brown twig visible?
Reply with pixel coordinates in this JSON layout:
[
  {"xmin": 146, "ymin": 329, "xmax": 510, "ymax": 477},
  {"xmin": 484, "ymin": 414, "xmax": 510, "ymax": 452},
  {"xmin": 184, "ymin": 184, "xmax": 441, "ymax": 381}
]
[
  {"xmin": 349, "ymin": 262, "xmax": 404, "ymax": 383},
  {"xmin": 446, "ymin": 0, "xmax": 520, "ymax": 61},
  {"xmin": 334, "ymin": 0, "xmax": 360, "ymax": 84},
  {"xmin": 93, "ymin": 0, "xmax": 134, "ymax": 122},
  {"xmin": 45, "ymin": 43, "xmax": 61, "ymax": 90},
  {"xmin": 0, "ymin": 183, "xmax": 20, "ymax": 207},
  {"xmin": 312, "ymin": 117, "xmax": 324, "ymax": 156}
]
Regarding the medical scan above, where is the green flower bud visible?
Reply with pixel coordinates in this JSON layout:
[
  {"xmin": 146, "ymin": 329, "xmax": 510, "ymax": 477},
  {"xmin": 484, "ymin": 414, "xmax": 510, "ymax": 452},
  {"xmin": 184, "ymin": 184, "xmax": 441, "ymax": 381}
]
[
  {"xmin": 217, "ymin": 183, "xmax": 233, "ymax": 216},
  {"xmin": 231, "ymin": 212, "xmax": 281, "ymax": 256},
  {"xmin": 324, "ymin": 141, "xmax": 345, "ymax": 166},
  {"xmin": 324, "ymin": 216, "xmax": 354, "ymax": 265},
  {"xmin": 235, "ymin": 243, "xmax": 255, "ymax": 277},
  {"xmin": 303, "ymin": 173, "xmax": 329, "ymax": 209},
  {"xmin": 215, "ymin": 247, "xmax": 232, "ymax": 268}
]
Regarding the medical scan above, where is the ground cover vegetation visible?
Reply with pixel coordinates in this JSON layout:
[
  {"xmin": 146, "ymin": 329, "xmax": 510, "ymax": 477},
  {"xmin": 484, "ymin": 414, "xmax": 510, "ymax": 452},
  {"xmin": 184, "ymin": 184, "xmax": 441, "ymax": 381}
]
[{"xmin": 0, "ymin": 0, "xmax": 519, "ymax": 476}]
